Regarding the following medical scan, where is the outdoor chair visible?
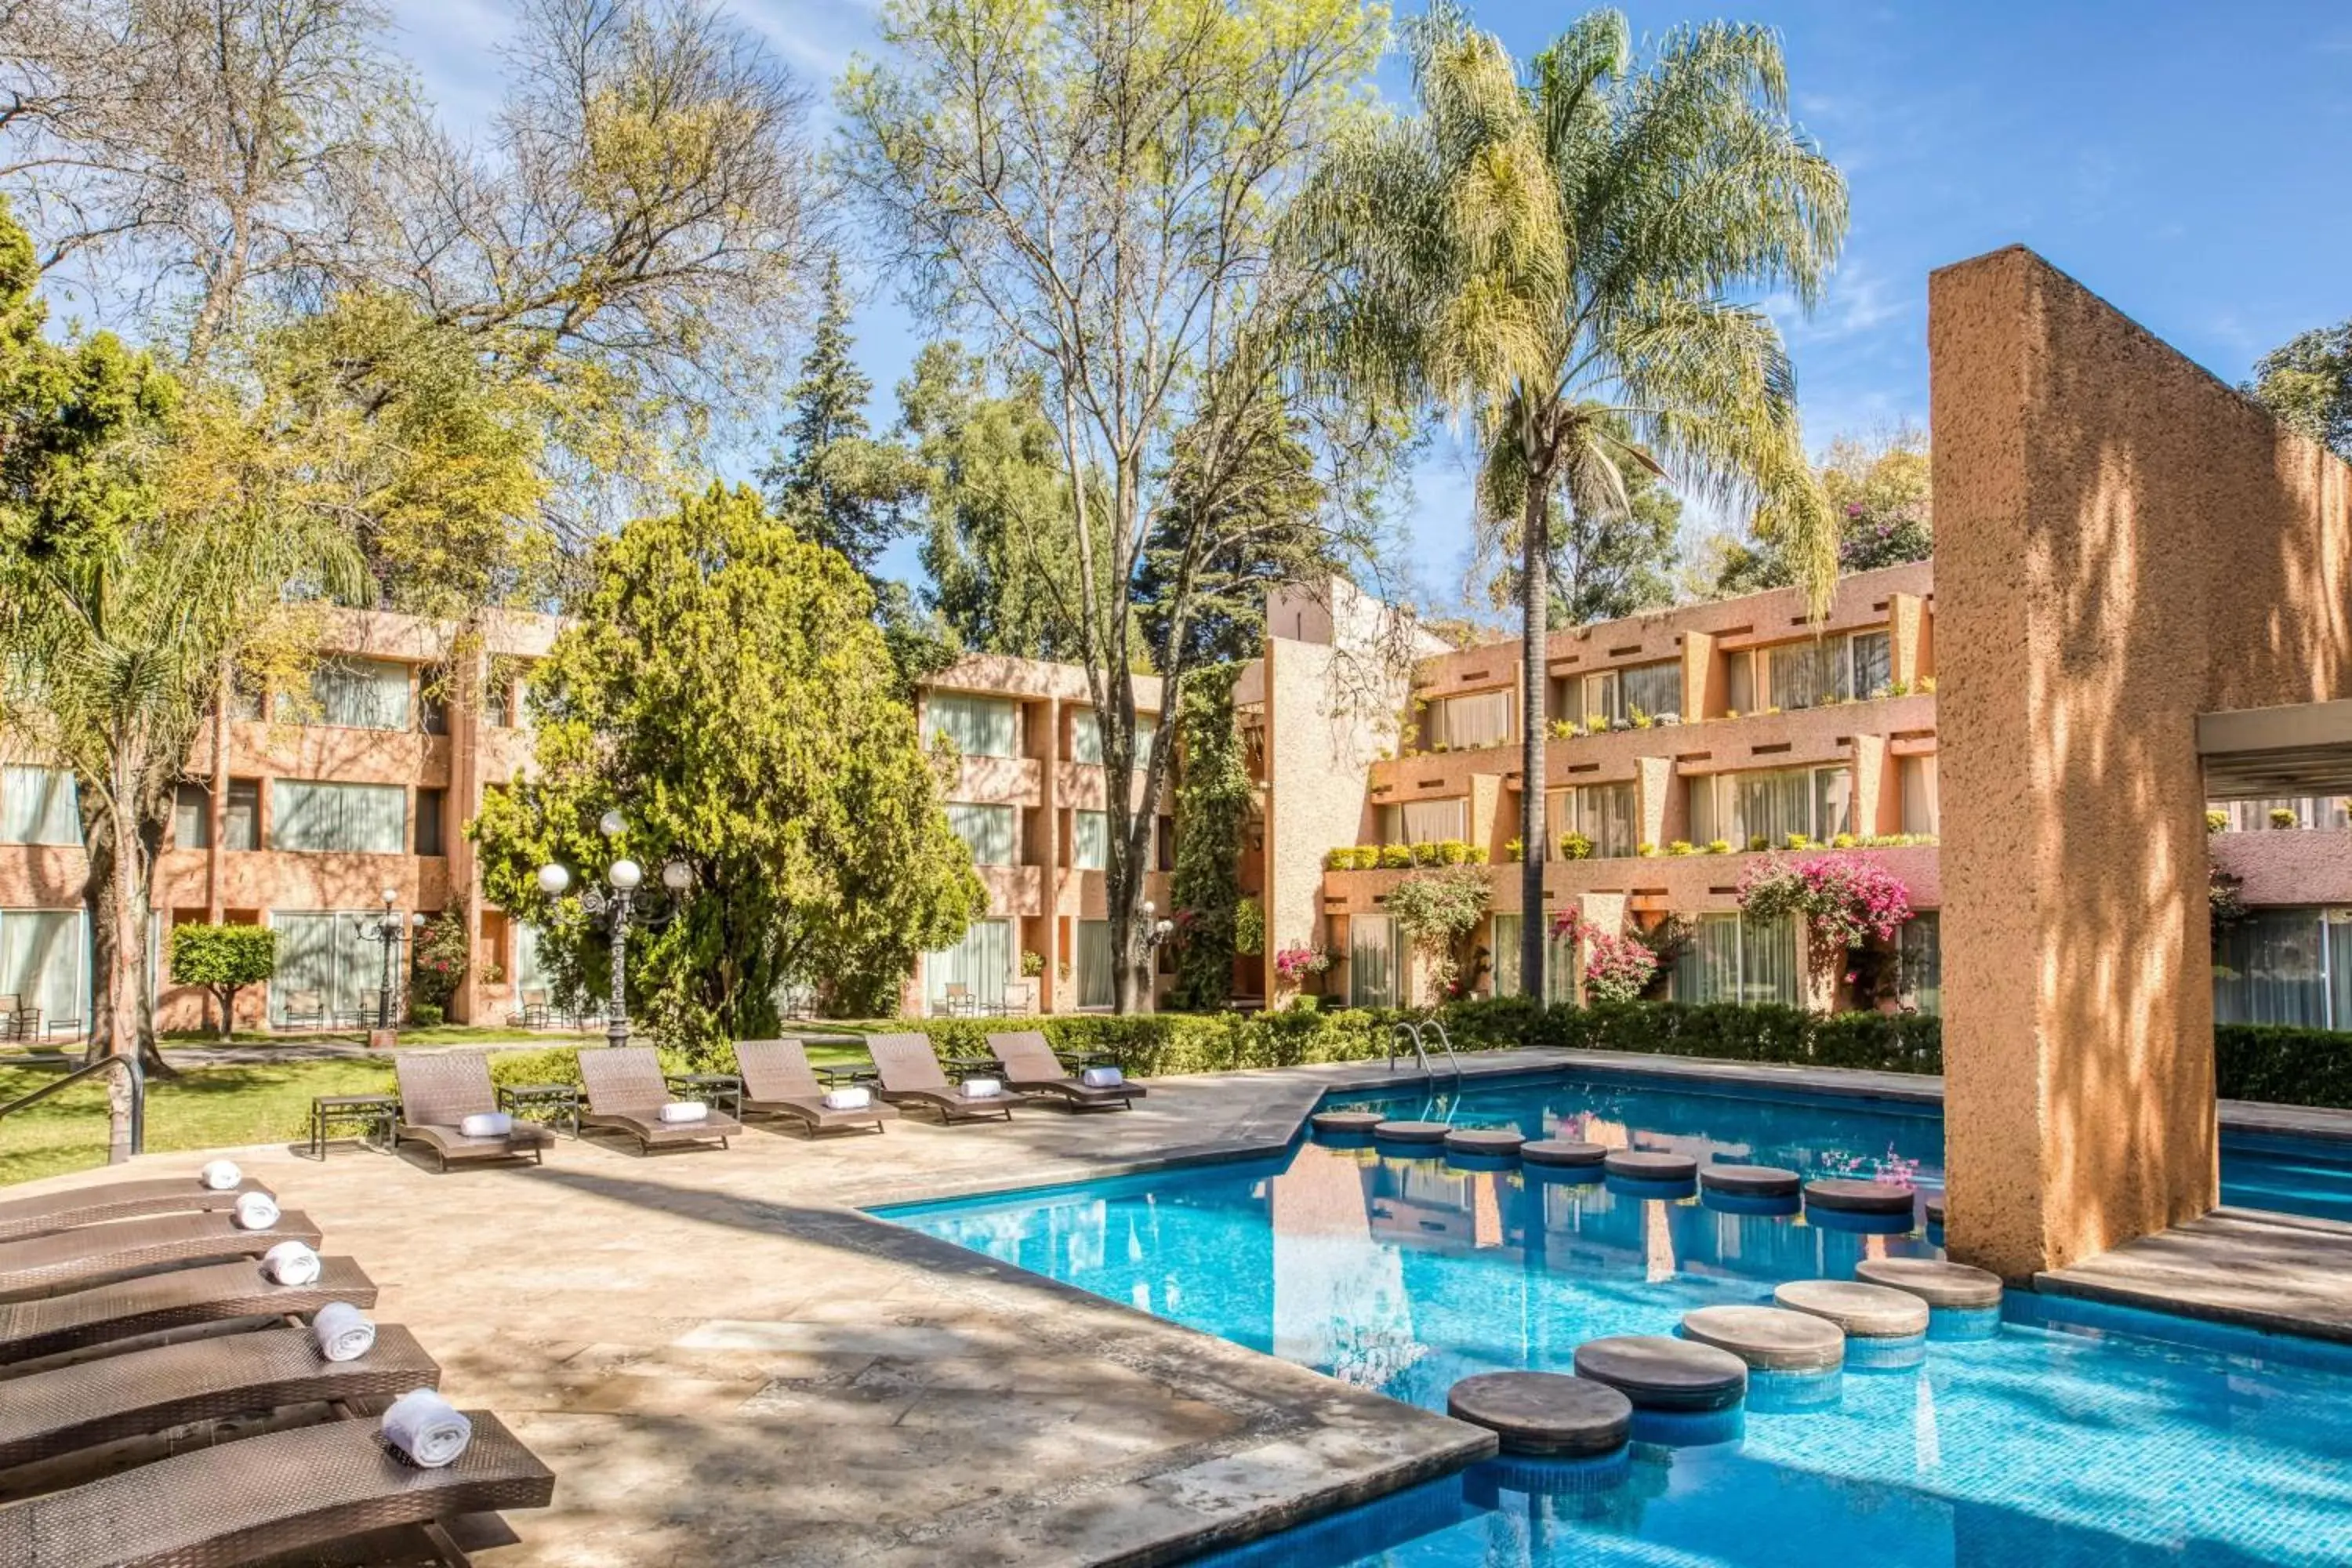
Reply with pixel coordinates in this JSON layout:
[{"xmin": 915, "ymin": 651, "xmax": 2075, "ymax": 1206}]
[
  {"xmin": 986, "ymin": 1030, "xmax": 1146, "ymax": 1112},
  {"xmin": 0, "ymin": 1210, "xmax": 323, "ymax": 1304},
  {"xmin": 575, "ymin": 1046, "xmax": 742, "ymax": 1153},
  {"xmin": 518, "ymin": 989, "xmax": 552, "ymax": 1027},
  {"xmin": 733, "ymin": 1040, "xmax": 893, "ymax": 1137},
  {"xmin": 0, "ymin": 996, "xmax": 34, "ymax": 1044},
  {"xmin": 864, "ymin": 1033, "xmax": 1030, "ymax": 1124},
  {"xmin": 0, "ymin": 1174, "xmax": 278, "ymax": 1245},
  {"xmin": 0, "ymin": 1409, "xmax": 554, "ymax": 1566},
  {"xmin": 937, "ymin": 982, "xmax": 975, "ymax": 1018},
  {"xmin": 277, "ymin": 990, "xmax": 326, "ymax": 1031},
  {"xmin": 0, "ymin": 1319, "xmax": 440, "ymax": 1483},
  {"xmin": 0, "ymin": 1254, "xmax": 376, "ymax": 1369},
  {"xmin": 393, "ymin": 1051, "xmax": 555, "ymax": 1171}
]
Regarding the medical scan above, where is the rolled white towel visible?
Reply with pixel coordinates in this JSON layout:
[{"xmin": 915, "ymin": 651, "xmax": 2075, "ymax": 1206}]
[
  {"xmin": 199, "ymin": 1159, "xmax": 244, "ymax": 1192},
  {"xmin": 657, "ymin": 1101, "xmax": 708, "ymax": 1124},
  {"xmin": 232, "ymin": 1190, "xmax": 281, "ymax": 1231},
  {"xmin": 959, "ymin": 1076, "xmax": 1004, "ymax": 1100},
  {"xmin": 459, "ymin": 1111, "xmax": 514, "ymax": 1138},
  {"xmin": 311, "ymin": 1300, "xmax": 377, "ymax": 1362},
  {"xmin": 261, "ymin": 1240, "xmax": 321, "ymax": 1286},
  {"xmin": 1080, "ymin": 1065, "xmax": 1125, "ymax": 1088},
  {"xmin": 821, "ymin": 1087, "xmax": 871, "ymax": 1112},
  {"xmin": 380, "ymin": 1388, "xmax": 472, "ymax": 1468}
]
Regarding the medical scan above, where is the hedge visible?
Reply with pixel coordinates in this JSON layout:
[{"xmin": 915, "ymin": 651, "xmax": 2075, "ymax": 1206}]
[{"xmin": 2212, "ymin": 1025, "xmax": 2352, "ymax": 1110}]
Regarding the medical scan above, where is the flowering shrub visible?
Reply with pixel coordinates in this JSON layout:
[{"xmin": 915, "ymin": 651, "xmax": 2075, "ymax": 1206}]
[
  {"xmin": 1388, "ymin": 866, "xmax": 1491, "ymax": 1000},
  {"xmin": 1545, "ymin": 907, "xmax": 1662, "ymax": 1004},
  {"xmin": 1559, "ymin": 830, "xmax": 1593, "ymax": 861},
  {"xmin": 1737, "ymin": 852, "xmax": 1914, "ymax": 977},
  {"xmin": 1274, "ymin": 945, "xmax": 1333, "ymax": 982}
]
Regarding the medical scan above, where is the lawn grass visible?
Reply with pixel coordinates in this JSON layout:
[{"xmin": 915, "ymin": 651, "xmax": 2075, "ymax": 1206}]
[{"xmin": 160, "ymin": 1023, "xmax": 608, "ymax": 1047}]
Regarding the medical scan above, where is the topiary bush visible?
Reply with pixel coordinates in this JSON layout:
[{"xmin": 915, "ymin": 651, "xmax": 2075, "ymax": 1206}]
[{"xmin": 2213, "ymin": 1024, "xmax": 2352, "ymax": 1109}]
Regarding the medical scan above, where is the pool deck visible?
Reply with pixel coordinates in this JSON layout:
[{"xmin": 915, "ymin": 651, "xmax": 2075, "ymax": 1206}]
[{"xmin": 12, "ymin": 1044, "xmax": 2352, "ymax": 1563}]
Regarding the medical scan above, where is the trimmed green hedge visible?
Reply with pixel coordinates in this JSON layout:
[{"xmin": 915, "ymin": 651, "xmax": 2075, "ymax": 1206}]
[{"xmin": 2213, "ymin": 1024, "xmax": 2352, "ymax": 1110}]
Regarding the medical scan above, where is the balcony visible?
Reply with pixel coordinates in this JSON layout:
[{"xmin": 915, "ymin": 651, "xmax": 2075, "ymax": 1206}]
[
  {"xmin": 974, "ymin": 863, "xmax": 1045, "ymax": 917},
  {"xmin": 1320, "ymin": 841, "xmax": 1942, "ymax": 920},
  {"xmin": 162, "ymin": 850, "xmax": 456, "ymax": 915},
  {"xmin": 1055, "ymin": 761, "xmax": 1165, "ymax": 811},
  {"xmin": 206, "ymin": 720, "xmax": 453, "ymax": 789},
  {"xmin": 946, "ymin": 753, "xmax": 1044, "ymax": 808}
]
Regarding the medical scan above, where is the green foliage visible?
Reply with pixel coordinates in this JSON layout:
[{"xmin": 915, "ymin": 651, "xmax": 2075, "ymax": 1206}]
[
  {"xmin": 1386, "ymin": 866, "xmax": 1491, "ymax": 1000},
  {"xmin": 1169, "ymin": 668, "xmax": 1254, "ymax": 1010},
  {"xmin": 408, "ymin": 901, "xmax": 471, "ymax": 1011},
  {"xmin": 1559, "ymin": 831, "xmax": 1594, "ymax": 861},
  {"xmin": 2213, "ymin": 1024, "xmax": 2352, "ymax": 1109},
  {"xmin": 469, "ymin": 485, "xmax": 987, "ymax": 1057},
  {"xmin": 167, "ymin": 923, "xmax": 276, "ymax": 1041},
  {"xmin": 1379, "ymin": 844, "xmax": 1414, "ymax": 869},
  {"xmin": 2246, "ymin": 318, "xmax": 2352, "ymax": 461}
]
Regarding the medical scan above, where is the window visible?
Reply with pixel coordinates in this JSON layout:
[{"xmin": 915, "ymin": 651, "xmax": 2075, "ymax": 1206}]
[
  {"xmin": 222, "ymin": 780, "xmax": 260, "ymax": 851},
  {"xmin": 272, "ymin": 781, "xmax": 407, "ymax": 854},
  {"xmin": 1899, "ymin": 756, "xmax": 1940, "ymax": 837},
  {"xmin": 1726, "ymin": 650, "xmax": 1755, "ymax": 715},
  {"xmin": 415, "ymin": 788, "xmax": 446, "ymax": 857},
  {"xmin": 484, "ymin": 677, "xmax": 514, "ymax": 729},
  {"xmin": 1673, "ymin": 913, "xmax": 1800, "ymax": 1005},
  {"xmin": 1429, "ymin": 688, "xmax": 1512, "ymax": 750},
  {"xmin": 1073, "ymin": 709, "xmax": 1158, "ymax": 769},
  {"xmin": 1575, "ymin": 670, "xmax": 1621, "ymax": 727},
  {"xmin": 1899, "ymin": 912, "xmax": 1942, "ymax": 1016},
  {"xmin": 2212, "ymin": 796, "xmax": 2352, "ymax": 832},
  {"xmin": 1550, "ymin": 782, "xmax": 1637, "ymax": 858},
  {"xmin": 1621, "ymin": 662, "xmax": 1682, "ymax": 721},
  {"xmin": 946, "ymin": 802, "xmax": 1015, "ymax": 866},
  {"xmin": 418, "ymin": 668, "xmax": 451, "ymax": 736},
  {"xmin": 1688, "ymin": 766, "xmax": 1852, "ymax": 847},
  {"xmin": 926, "ymin": 692, "xmax": 1019, "ymax": 759},
  {"xmin": 2, "ymin": 767, "xmax": 81, "ymax": 845},
  {"xmin": 1073, "ymin": 809, "xmax": 1109, "ymax": 870},
  {"xmin": 1157, "ymin": 813, "xmax": 1176, "ymax": 873},
  {"xmin": 303, "ymin": 659, "xmax": 412, "ymax": 731},
  {"xmin": 514, "ymin": 921, "xmax": 550, "ymax": 997},
  {"xmin": 1492, "ymin": 913, "xmax": 1520, "ymax": 997},
  {"xmin": 1851, "ymin": 631, "xmax": 1893, "ymax": 699},
  {"xmin": 173, "ymin": 782, "xmax": 212, "ymax": 850},
  {"xmin": 1492, "ymin": 913, "xmax": 1577, "ymax": 1002},
  {"xmin": 267, "ymin": 910, "xmax": 385, "ymax": 1025},
  {"xmin": 2212, "ymin": 908, "xmax": 2352, "ymax": 1029},
  {"xmin": 1765, "ymin": 638, "xmax": 1849, "ymax": 711},
  {"xmin": 1381, "ymin": 797, "xmax": 1468, "ymax": 846},
  {"xmin": 1076, "ymin": 920, "xmax": 1115, "ymax": 1008},
  {"xmin": 925, "ymin": 918, "xmax": 1011, "ymax": 1011},
  {"xmin": 0, "ymin": 909, "xmax": 86, "ymax": 1025},
  {"xmin": 1348, "ymin": 915, "xmax": 1396, "ymax": 1008}
]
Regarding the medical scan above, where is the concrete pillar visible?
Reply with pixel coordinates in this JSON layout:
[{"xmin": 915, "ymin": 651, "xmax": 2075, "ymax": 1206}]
[
  {"xmin": 1634, "ymin": 756, "xmax": 1673, "ymax": 852},
  {"xmin": 1680, "ymin": 630, "xmax": 1721, "ymax": 721}
]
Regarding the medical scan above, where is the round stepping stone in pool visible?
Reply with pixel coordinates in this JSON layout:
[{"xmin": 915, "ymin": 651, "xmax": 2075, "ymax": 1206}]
[
  {"xmin": 1679, "ymin": 1305, "xmax": 1846, "ymax": 1372},
  {"xmin": 1372, "ymin": 1119, "xmax": 1450, "ymax": 1144},
  {"xmin": 1309, "ymin": 1109, "xmax": 1385, "ymax": 1134},
  {"xmin": 1603, "ymin": 1151, "xmax": 1698, "ymax": 1183},
  {"xmin": 1773, "ymin": 1279, "xmax": 1930, "ymax": 1339},
  {"xmin": 1855, "ymin": 1257, "xmax": 2003, "ymax": 1310},
  {"xmin": 1926, "ymin": 1197, "xmax": 1947, "ymax": 1226},
  {"xmin": 1521, "ymin": 1139, "xmax": 1607, "ymax": 1168},
  {"xmin": 1572, "ymin": 1334, "xmax": 1748, "ymax": 1412},
  {"xmin": 1444, "ymin": 1127, "xmax": 1526, "ymax": 1157},
  {"xmin": 1803, "ymin": 1178, "xmax": 1917, "ymax": 1216},
  {"xmin": 1447, "ymin": 1371, "xmax": 1633, "ymax": 1457},
  {"xmin": 1698, "ymin": 1164, "xmax": 1802, "ymax": 1198}
]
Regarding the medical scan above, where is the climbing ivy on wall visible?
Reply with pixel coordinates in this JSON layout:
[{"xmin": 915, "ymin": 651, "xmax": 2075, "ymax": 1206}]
[{"xmin": 1169, "ymin": 666, "xmax": 1254, "ymax": 1010}]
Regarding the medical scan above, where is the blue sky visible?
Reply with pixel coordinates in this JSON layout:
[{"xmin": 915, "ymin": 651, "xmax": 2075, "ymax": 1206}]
[{"xmin": 398, "ymin": 1, "xmax": 2352, "ymax": 616}]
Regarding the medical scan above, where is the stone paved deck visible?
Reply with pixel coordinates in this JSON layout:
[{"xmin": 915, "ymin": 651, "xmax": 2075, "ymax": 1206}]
[{"xmin": 2035, "ymin": 1207, "xmax": 2352, "ymax": 1344}]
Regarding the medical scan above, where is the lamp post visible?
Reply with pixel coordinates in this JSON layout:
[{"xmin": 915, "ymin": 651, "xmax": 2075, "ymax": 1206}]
[
  {"xmin": 1139, "ymin": 899, "xmax": 1176, "ymax": 1013},
  {"xmin": 359, "ymin": 887, "xmax": 427, "ymax": 1036},
  {"xmin": 537, "ymin": 811, "xmax": 693, "ymax": 1051}
]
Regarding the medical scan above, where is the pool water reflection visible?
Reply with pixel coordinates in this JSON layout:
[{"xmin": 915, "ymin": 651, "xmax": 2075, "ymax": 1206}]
[{"xmin": 880, "ymin": 1072, "xmax": 2352, "ymax": 1567}]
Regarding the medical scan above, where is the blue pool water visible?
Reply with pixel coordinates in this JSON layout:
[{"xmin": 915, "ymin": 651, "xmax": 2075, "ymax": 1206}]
[{"xmin": 880, "ymin": 1072, "xmax": 2352, "ymax": 1567}]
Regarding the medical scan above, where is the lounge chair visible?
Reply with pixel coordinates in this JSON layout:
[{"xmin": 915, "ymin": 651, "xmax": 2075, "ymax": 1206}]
[
  {"xmin": 0, "ymin": 1320, "xmax": 438, "ymax": 1479},
  {"xmin": 1, "ymin": 1254, "xmax": 376, "ymax": 1369},
  {"xmin": 735, "ymin": 1039, "xmax": 893, "ymax": 1136},
  {"xmin": 0, "ymin": 1409, "xmax": 554, "ymax": 1566},
  {"xmin": 0, "ymin": 1174, "xmax": 277, "ymax": 1244},
  {"xmin": 575, "ymin": 1046, "xmax": 742, "ymax": 1152},
  {"xmin": 986, "ymin": 1031, "xmax": 1146, "ymax": 1111},
  {"xmin": 0, "ymin": 1210, "xmax": 322, "ymax": 1304},
  {"xmin": 394, "ymin": 1051, "xmax": 556, "ymax": 1171},
  {"xmin": 277, "ymin": 989, "xmax": 326, "ymax": 1031},
  {"xmin": 864, "ymin": 1033, "xmax": 1030, "ymax": 1123}
]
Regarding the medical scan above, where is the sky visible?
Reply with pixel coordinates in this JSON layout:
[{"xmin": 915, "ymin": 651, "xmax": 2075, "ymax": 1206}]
[{"xmin": 396, "ymin": 0, "xmax": 2352, "ymax": 619}]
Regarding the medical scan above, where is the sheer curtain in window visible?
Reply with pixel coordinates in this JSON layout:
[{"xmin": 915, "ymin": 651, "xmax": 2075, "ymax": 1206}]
[
  {"xmin": 1766, "ymin": 638, "xmax": 1849, "ymax": 710},
  {"xmin": 0, "ymin": 909, "xmax": 85, "ymax": 1022},
  {"xmin": 273, "ymin": 782, "xmax": 406, "ymax": 853},
  {"xmin": 1736, "ymin": 771, "xmax": 1811, "ymax": 845},
  {"xmin": 1740, "ymin": 915, "xmax": 1800, "ymax": 1005},
  {"xmin": 1578, "ymin": 671, "xmax": 1621, "ymax": 724},
  {"xmin": 925, "ymin": 694, "xmax": 1018, "ymax": 759},
  {"xmin": 1434, "ymin": 689, "xmax": 1512, "ymax": 749},
  {"xmin": 310, "ymin": 659, "xmax": 412, "ymax": 730},
  {"xmin": 1348, "ymin": 916, "xmax": 1396, "ymax": 1007},
  {"xmin": 1899, "ymin": 913, "xmax": 1942, "ymax": 1015},
  {"xmin": 1673, "ymin": 914, "xmax": 1740, "ymax": 1002},
  {"xmin": 1812, "ymin": 768, "xmax": 1853, "ymax": 840},
  {"xmin": 1073, "ymin": 711, "xmax": 1157, "ymax": 768},
  {"xmin": 1076, "ymin": 920, "xmax": 1114, "ymax": 1007},
  {"xmin": 1688, "ymin": 776, "xmax": 1723, "ymax": 845},
  {"xmin": 1073, "ymin": 810, "xmax": 1109, "ymax": 869},
  {"xmin": 2212, "ymin": 909, "xmax": 2329, "ymax": 1026},
  {"xmin": 926, "ymin": 919, "xmax": 1011, "ymax": 1009},
  {"xmin": 1491, "ymin": 913, "xmax": 1520, "ymax": 996},
  {"xmin": 1900, "ymin": 756, "xmax": 1940, "ymax": 836},
  {"xmin": 1850, "ymin": 632, "xmax": 1893, "ymax": 697},
  {"xmin": 1622, "ymin": 662, "xmax": 1680, "ymax": 719},
  {"xmin": 1588, "ymin": 783, "xmax": 1637, "ymax": 857},
  {"xmin": 946, "ymin": 803, "xmax": 1015, "ymax": 865},
  {"xmin": 1401, "ymin": 798, "xmax": 1467, "ymax": 844},
  {"xmin": 1546, "ymin": 924, "xmax": 1579, "ymax": 1005},
  {"xmin": 2, "ymin": 767, "xmax": 82, "ymax": 845}
]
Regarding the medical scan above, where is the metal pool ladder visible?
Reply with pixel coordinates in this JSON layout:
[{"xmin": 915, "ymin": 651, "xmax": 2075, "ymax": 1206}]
[{"xmin": 1389, "ymin": 1017, "xmax": 1463, "ymax": 1082}]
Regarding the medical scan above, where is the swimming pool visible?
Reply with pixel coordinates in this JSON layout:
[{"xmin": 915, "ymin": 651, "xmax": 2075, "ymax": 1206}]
[{"xmin": 880, "ymin": 1070, "xmax": 2352, "ymax": 1567}]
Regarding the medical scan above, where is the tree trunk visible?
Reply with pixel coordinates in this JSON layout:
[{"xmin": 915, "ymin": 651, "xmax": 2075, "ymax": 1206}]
[{"xmin": 1519, "ymin": 476, "xmax": 1551, "ymax": 1007}]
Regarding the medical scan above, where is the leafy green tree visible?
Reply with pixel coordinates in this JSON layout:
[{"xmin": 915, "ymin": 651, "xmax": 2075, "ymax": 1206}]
[
  {"xmin": 167, "ymin": 924, "xmax": 278, "ymax": 1042},
  {"xmin": 470, "ymin": 485, "xmax": 986, "ymax": 1050},
  {"xmin": 1296, "ymin": 5, "xmax": 1846, "ymax": 1003},
  {"xmin": 1696, "ymin": 423, "xmax": 1931, "ymax": 595},
  {"xmin": 2247, "ymin": 318, "xmax": 2352, "ymax": 461},
  {"xmin": 1167, "ymin": 669, "xmax": 1254, "ymax": 1011}
]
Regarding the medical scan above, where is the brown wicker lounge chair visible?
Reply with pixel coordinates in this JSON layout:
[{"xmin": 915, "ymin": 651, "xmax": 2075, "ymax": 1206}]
[
  {"xmin": 0, "ymin": 1174, "xmax": 277, "ymax": 1244},
  {"xmin": 986, "ymin": 1030, "xmax": 1146, "ymax": 1111},
  {"xmin": 865, "ymin": 1033, "xmax": 1030, "ymax": 1123},
  {"xmin": 0, "ymin": 1254, "xmax": 376, "ymax": 1369},
  {"xmin": 575, "ymin": 1046, "xmax": 742, "ymax": 1152},
  {"xmin": 735, "ymin": 1039, "xmax": 893, "ymax": 1136},
  {"xmin": 0, "ymin": 1319, "xmax": 438, "ymax": 1477},
  {"xmin": 0, "ymin": 1210, "xmax": 322, "ymax": 1304},
  {"xmin": 0, "ymin": 1408, "xmax": 554, "ymax": 1567},
  {"xmin": 394, "ymin": 1051, "xmax": 556, "ymax": 1171}
]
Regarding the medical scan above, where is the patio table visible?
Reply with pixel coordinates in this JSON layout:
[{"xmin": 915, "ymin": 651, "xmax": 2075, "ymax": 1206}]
[
  {"xmin": 498, "ymin": 1081, "xmax": 581, "ymax": 1138},
  {"xmin": 664, "ymin": 1071, "xmax": 742, "ymax": 1119},
  {"xmin": 308, "ymin": 1092, "xmax": 397, "ymax": 1160}
]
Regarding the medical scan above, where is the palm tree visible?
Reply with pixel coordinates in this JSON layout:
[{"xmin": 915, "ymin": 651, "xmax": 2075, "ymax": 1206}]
[{"xmin": 1296, "ymin": 4, "xmax": 1847, "ymax": 1004}]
